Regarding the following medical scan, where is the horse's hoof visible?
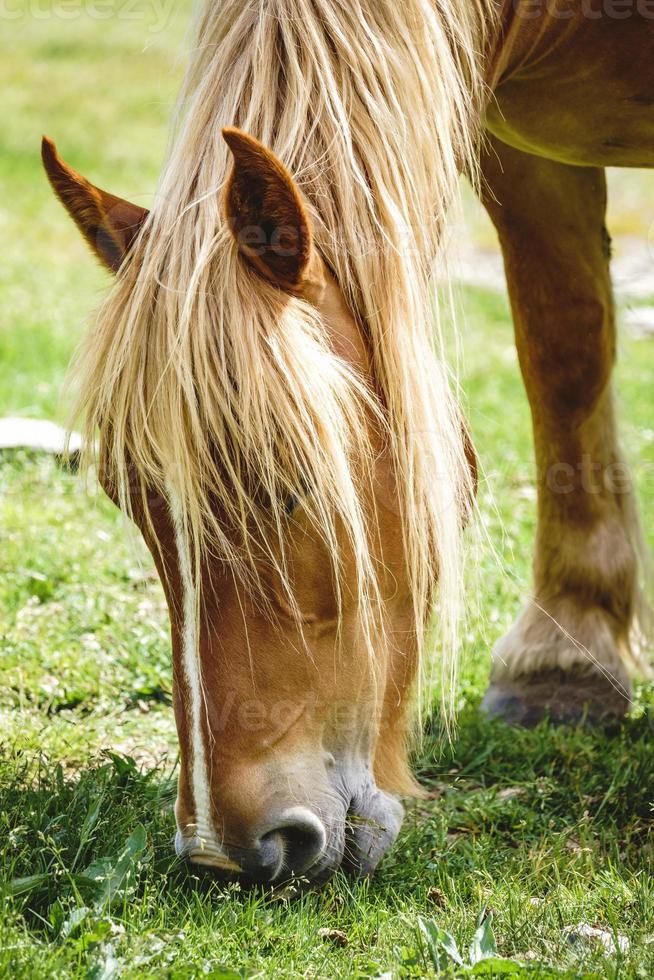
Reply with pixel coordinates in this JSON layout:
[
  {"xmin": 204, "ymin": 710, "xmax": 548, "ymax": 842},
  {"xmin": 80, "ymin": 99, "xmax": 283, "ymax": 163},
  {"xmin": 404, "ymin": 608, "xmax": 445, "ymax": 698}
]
[{"xmin": 480, "ymin": 669, "xmax": 631, "ymax": 727}]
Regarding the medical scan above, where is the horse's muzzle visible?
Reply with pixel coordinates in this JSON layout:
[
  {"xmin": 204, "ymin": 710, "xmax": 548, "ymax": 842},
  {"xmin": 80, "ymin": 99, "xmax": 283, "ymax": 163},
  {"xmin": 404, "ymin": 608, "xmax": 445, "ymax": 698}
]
[{"xmin": 176, "ymin": 785, "xmax": 404, "ymax": 887}]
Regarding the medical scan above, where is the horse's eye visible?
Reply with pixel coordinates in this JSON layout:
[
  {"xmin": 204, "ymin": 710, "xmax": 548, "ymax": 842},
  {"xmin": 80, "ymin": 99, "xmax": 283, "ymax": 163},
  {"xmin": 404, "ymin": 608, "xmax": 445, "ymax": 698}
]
[
  {"xmin": 284, "ymin": 494, "xmax": 299, "ymax": 516},
  {"xmin": 283, "ymin": 478, "xmax": 309, "ymax": 516}
]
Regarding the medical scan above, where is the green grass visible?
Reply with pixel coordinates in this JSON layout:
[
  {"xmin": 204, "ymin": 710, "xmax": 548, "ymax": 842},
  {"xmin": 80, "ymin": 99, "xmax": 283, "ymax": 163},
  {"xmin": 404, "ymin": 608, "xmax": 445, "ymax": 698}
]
[{"xmin": 2, "ymin": 4, "xmax": 654, "ymax": 978}]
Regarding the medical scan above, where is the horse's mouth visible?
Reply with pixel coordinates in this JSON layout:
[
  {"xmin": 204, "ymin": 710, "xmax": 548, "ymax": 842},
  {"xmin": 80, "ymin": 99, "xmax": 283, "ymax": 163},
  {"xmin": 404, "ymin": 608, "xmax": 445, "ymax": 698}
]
[
  {"xmin": 176, "ymin": 799, "xmax": 403, "ymax": 887},
  {"xmin": 174, "ymin": 830, "xmax": 242, "ymax": 874},
  {"xmin": 342, "ymin": 790, "xmax": 405, "ymax": 876}
]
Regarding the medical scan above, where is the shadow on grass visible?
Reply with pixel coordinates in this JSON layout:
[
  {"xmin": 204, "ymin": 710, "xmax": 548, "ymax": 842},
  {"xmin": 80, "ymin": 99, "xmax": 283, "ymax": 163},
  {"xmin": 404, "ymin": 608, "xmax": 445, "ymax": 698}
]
[
  {"xmin": 376, "ymin": 692, "xmax": 654, "ymax": 893},
  {"xmin": 2, "ymin": 694, "xmax": 653, "ymax": 978},
  {"xmin": 3, "ymin": 694, "xmax": 654, "ymax": 910},
  {"xmin": 0, "ymin": 750, "xmax": 238, "ymax": 929}
]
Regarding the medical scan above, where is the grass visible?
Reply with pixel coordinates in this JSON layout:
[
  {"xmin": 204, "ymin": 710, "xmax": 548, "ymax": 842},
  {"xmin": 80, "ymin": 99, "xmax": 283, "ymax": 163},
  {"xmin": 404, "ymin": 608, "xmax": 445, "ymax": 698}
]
[{"xmin": 2, "ymin": 3, "xmax": 654, "ymax": 977}]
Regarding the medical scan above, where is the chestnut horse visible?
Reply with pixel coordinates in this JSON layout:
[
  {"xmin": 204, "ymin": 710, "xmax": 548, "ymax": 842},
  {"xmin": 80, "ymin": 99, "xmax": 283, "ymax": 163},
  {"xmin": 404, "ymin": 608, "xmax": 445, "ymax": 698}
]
[{"xmin": 43, "ymin": 0, "xmax": 652, "ymax": 884}]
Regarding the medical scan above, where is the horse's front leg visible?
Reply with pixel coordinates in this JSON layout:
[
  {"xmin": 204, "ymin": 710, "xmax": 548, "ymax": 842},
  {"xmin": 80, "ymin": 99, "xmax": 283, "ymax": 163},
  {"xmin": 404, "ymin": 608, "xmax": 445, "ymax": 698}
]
[{"xmin": 478, "ymin": 136, "xmax": 649, "ymax": 726}]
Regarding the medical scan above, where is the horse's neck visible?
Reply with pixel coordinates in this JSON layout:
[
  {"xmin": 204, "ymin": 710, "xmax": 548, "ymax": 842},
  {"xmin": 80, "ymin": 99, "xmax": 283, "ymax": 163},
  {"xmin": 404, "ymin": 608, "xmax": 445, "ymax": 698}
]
[
  {"xmin": 484, "ymin": 0, "xmax": 573, "ymax": 91},
  {"xmin": 483, "ymin": 0, "xmax": 519, "ymax": 90}
]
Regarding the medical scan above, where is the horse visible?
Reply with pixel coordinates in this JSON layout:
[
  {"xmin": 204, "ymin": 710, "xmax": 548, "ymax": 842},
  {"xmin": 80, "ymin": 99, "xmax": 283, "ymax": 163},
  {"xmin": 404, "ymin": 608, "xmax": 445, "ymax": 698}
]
[{"xmin": 42, "ymin": 0, "xmax": 652, "ymax": 885}]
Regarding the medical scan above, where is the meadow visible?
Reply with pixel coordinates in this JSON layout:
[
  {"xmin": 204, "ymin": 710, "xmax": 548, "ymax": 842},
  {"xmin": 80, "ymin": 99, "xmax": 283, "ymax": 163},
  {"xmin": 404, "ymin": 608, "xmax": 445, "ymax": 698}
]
[{"xmin": 1, "ymin": 3, "xmax": 654, "ymax": 977}]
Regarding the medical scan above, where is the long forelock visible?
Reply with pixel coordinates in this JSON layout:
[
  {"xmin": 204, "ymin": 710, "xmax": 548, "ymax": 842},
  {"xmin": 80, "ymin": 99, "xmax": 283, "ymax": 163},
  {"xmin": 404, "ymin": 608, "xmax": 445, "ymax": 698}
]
[
  {"xmin": 71, "ymin": 0, "xmax": 494, "ymax": 726},
  {"xmin": 81, "ymin": 236, "xmax": 380, "ymax": 604}
]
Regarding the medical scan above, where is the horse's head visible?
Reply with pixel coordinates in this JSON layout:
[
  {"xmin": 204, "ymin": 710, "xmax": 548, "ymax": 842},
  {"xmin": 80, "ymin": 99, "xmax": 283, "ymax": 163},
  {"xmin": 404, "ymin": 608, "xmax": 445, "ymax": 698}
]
[{"xmin": 43, "ymin": 131, "xmax": 429, "ymax": 885}]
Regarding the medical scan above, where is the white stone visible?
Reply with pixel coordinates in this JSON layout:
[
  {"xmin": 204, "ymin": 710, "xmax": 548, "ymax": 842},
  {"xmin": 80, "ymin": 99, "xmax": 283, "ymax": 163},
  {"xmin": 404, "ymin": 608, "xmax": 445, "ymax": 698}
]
[{"xmin": 0, "ymin": 417, "xmax": 83, "ymax": 456}]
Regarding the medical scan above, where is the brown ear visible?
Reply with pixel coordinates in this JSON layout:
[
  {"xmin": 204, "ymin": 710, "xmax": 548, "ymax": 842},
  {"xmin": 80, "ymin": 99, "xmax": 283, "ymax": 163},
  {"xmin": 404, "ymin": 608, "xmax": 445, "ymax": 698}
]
[
  {"xmin": 41, "ymin": 137, "xmax": 149, "ymax": 273},
  {"xmin": 222, "ymin": 127, "xmax": 320, "ymax": 298}
]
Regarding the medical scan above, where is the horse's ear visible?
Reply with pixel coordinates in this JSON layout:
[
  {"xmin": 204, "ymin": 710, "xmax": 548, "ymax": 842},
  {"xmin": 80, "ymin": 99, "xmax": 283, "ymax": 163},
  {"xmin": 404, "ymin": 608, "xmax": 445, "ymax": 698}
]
[
  {"xmin": 222, "ymin": 127, "xmax": 321, "ymax": 299},
  {"xmin": 41, "ymin": 137, "xmax": 149, "ymax": 273}
]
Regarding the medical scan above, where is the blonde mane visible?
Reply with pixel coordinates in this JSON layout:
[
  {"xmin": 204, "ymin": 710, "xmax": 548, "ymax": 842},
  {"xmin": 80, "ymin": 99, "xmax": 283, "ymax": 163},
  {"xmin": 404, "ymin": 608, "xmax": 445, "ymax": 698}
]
[{"xmin": 72, "ymin": 0, "xmax": 494, "ymax": 718}]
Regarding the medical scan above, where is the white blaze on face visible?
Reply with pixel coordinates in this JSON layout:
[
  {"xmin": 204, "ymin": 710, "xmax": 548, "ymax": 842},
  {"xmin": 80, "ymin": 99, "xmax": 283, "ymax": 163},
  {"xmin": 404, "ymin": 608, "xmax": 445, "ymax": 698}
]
[{"xmin": 167, "ymin": 485, "xmax": 228, "ymax": 864}]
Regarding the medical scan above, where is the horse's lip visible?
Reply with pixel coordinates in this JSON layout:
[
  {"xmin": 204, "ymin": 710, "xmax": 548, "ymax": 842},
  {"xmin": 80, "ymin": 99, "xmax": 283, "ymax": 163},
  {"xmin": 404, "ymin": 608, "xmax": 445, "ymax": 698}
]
[
  {"xmin": 175, "ymin": 830, "xmax": 242, "ymax": 873},
  {"xmin": 176, "ymin": 802, "xmax": 401, "ymax": 886},
  {"xmin": 175, "ymin": 781, "xmax": 404, "ymax": 886},
  {"xmin": 188, "ymin": 852, "xmax": 241, "ymax": 872},
  {"xmin": 341, "ymin": 791, "xmax": 405, "ymax": 876}
]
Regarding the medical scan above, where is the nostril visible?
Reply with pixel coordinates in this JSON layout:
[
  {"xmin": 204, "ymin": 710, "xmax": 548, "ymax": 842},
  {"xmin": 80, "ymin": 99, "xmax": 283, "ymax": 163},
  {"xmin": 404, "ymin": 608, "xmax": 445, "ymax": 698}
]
[{"xmin": 257, "ymin": 807, "xmax": 327, "ymax": 880}]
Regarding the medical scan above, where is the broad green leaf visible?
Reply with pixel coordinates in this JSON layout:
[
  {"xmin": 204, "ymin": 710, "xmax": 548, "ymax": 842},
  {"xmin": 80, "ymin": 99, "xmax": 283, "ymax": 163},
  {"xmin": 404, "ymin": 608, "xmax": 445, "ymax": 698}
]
[
  {"xmin": 7, "ymin": 873, "xmax": 49, "ymax": 897},
  {"xmin": 86, "ymin": 943, "xmax": 121, "ymax": 980},
  {"xmin": 469, "ymin": 914, "xmax": 498, "ymax": 964},
  {"xmin": 79, "ymin": 824, "xmax": 147, "ymax": 910},
  {"xmin": 417, "ymin": 916, "xmax": 464, "ymax": 969},
  {"xmin": 50, "ymin": 900, "xmax": 65, "ymax": 934},
  {"xmin": 76, "ymin": 858, "xmax": 114, "ymax": 898},
  {"xmin": 60, "ymin": 905, "xmax": 91, "ymax": 939},
  {"xmin": 81, "ymin": 795, "xmax": 103, "ymax": 841},
  {"xmin": 103, "ymin": 752, "xmax": 138, "ymax": 780}
]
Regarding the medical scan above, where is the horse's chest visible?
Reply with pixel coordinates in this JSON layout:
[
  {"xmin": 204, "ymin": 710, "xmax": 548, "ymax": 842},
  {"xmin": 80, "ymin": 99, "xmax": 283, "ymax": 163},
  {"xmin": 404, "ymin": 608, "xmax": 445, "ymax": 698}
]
[{"xmin": 487, "ymin": 9, "xmax": 654, "ymax": 166}]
